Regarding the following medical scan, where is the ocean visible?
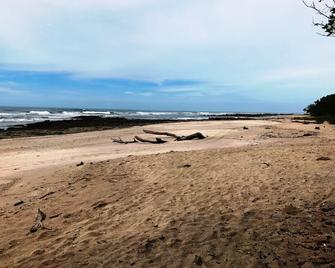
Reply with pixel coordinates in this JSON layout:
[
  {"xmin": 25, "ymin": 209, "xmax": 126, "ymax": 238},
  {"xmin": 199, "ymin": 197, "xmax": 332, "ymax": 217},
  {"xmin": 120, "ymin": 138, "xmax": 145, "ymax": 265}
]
[{"xmin": 0, "ymin": 106, "xmax": 238, "ymax": 129}]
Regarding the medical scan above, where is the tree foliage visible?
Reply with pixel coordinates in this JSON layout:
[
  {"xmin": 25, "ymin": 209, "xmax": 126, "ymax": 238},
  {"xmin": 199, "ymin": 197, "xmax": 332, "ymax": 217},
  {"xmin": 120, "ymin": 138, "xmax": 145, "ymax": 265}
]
[
  {"xmin": 304, "ymin": 94, "xmax": 335, "ymax": 116},
  {"xmin": 304, "ymin": 0, "xmax": 335, "ymax": 36}
]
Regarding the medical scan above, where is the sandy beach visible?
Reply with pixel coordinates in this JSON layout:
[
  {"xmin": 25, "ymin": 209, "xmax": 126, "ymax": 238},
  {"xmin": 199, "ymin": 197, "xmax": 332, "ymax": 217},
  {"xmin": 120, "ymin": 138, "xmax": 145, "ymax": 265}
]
[
  {"xmin": 2, "ymin": 0, "xmax": 335, "ymax": 266},
  {"xmin": 0, "ymin": 119, "xmax": 335, "ymax": 267}
]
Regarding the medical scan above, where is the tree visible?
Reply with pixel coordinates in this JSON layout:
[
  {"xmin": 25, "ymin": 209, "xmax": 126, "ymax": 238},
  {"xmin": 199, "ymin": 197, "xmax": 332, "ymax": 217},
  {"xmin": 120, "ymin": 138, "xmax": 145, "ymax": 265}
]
[
  {"xmin": 304, "ymin": 94, "xmax": 335, "ymax": 116},
  {"xmin": 303, "ymin": 0, "xmax": 335, "ymax": 36}
]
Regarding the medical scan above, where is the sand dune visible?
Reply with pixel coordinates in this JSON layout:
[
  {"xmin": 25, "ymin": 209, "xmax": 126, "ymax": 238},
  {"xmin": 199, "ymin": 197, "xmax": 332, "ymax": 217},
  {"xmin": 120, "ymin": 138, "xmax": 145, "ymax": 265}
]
[{"xmin": 0, "ymin": 119, "xmax": 335, "ymax": 267}]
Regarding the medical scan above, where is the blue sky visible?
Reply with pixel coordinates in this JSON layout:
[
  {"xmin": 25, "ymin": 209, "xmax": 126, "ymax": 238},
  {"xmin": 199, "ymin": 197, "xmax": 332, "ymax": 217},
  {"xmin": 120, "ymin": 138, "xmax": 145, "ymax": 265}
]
[{"xmin": 0, "ymin": 0, "xmax": 334, "ymax": 112}]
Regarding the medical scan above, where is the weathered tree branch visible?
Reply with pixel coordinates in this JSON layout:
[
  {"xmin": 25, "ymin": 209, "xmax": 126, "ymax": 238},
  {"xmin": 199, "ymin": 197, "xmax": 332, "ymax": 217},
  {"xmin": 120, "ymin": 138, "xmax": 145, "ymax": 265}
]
[
  {"xmin": 134, "ymin": 136, "xmax": 167, "ymax": 144},
  {"xmin": 303, "ymin": 0, "xmax": 331, "ymax": 18},
  {"xmin": 143, "ymin": 129, "xmax": 206, "ymax": 141},
  {"xmin": 112, "ymin": 137, "xmax": 138, "ymax": 144},
  {"xmin": 143, "ymin": 129, "xmax": 179, "ymax": 138}
]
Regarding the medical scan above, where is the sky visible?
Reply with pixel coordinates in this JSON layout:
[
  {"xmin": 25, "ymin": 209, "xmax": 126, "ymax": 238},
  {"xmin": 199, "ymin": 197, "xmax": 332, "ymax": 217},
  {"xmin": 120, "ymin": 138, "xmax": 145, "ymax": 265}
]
[{"xmin": 0, "ymin": 0, "xmax": 334, "ymax": 112}]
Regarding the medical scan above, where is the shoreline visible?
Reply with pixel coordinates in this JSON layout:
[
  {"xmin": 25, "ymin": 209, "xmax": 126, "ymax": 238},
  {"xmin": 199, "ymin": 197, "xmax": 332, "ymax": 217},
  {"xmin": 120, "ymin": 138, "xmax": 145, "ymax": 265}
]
[{"xmin": 0, "ymin": 114, "xmax": 294, "ymax": 139}]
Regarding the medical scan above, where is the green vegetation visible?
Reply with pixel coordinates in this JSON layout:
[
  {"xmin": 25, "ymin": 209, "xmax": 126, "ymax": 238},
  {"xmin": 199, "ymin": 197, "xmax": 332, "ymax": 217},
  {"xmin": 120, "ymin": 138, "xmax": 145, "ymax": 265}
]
[
  {"xmin": 303, "ymin": 94, "xmax": 335, "ymax": 124},
  {"xmin": 304, "ymin": 94, "xmax": 335, "ymax": 116}
]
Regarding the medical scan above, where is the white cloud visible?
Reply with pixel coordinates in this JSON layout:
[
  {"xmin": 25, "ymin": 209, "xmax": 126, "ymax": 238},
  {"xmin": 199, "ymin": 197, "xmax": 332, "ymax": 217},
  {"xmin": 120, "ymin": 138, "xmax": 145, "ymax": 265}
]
[
  {"xmin": 124, "ymin": 91, "xmax": 135, "ymax": 95},
  {"xmin": 158, "ymin": 87, "xmax": 200, "ymax": 93},
  {"xmin": 0, "ymin": 1, "xmax": 313, "ymax": 72},
  {"xmin": 138, "ymin": 92, "xmax": 155, "ymax": 96},
  {"xmin": 0, "ymin": 86, "xmax": 25, "ymax": 95},
  {"xmin": 0, "ymin": 0, "xmax": 334, "ymax": 104},
  {"xmin": 262, "ymin": 66, "xmax": 335, "ymax": 82}
]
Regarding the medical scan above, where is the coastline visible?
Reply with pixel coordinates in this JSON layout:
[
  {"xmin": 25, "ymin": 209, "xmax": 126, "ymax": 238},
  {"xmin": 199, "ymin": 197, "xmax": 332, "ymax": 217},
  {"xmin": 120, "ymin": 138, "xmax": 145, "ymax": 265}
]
[{"xmin": 0, "ymin": 114, "xmax": 293, "ymax": 139}]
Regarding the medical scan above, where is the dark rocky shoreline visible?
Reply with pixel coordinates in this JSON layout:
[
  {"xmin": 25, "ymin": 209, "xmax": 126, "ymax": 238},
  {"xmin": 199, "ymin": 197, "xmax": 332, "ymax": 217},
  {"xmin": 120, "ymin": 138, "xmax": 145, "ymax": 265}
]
[
  {"xmin": 0, "ymin": 114, "xmax": 288, "ymax": 139},
  {"xmin": 0, "ymin": 116, "xmax": 176, "ymax": 139}
]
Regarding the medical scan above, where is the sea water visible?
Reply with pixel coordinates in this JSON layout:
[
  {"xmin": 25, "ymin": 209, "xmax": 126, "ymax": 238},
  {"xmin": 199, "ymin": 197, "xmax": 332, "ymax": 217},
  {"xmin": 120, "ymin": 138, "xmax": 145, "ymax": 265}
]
[{"xmin": 0, "ymin": 106, "xmax": 237, "ymax": 129}]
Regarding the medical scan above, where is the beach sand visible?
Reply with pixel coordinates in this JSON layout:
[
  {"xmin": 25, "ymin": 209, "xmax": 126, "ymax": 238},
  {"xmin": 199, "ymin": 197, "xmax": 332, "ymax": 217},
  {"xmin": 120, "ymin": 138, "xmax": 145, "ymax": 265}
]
[{"xmin": 0, "ymin": 119, "xmax": 334, "ymax": 267}]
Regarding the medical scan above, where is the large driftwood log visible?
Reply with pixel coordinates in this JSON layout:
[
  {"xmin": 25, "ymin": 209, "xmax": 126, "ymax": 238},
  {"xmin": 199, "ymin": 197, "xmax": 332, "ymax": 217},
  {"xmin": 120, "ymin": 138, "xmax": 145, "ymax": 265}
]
[
  {"xmin": 134, "ymin": 136, "xmax": 167, "ymax": 144},
  {"xmin": 112, "ymin": 137, "xmax": 138, "ymax": 144},
  {"xmin": 113, "ymin": 130, "xmax": 206, "ymax": 145},
  {"xmin": 143, "ymin": 129, "xmax": 206, "ymax": 141}
]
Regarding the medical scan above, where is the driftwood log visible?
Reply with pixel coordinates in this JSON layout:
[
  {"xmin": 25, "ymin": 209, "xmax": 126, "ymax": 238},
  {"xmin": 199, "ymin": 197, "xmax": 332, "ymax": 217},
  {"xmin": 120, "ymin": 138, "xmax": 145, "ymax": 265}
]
[
  {"xmin": 112, "ymin": 137, "xmax": 138, "ymax": 144},
  {"xmin": 143, "ymin": 129, "xmax": 179, "ymax": 139},
  {"xmin": 134, "ymin": 136, "xmax": 167, "ymax": 144},
  {"xmin": 112, "ymin": 130, "xmax": 206, "ymax": 145},
  {"xmin": 143, "ymin": 129, "xmax": 206, "ymax": 141},
  {"xmin": 175, "ymin": 132, "xmax": 206, "ymax": 141}
]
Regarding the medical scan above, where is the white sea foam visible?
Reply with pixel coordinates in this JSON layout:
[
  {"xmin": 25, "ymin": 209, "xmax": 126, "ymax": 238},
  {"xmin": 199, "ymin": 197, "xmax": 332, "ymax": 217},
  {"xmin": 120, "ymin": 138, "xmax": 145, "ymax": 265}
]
[
  {"xmin": 198, "ymin": 112, "xmax": 229, "ymax": 116},
  {"xmin": 28, "ymin": 111, "xmax": 51, "ymax": 115},
  {"xmin": 61, "ymin": 111, "xmax": 82, "ymax": 117},
  {"xmin": 0, "ymin": 112, "xmax": 27, "ymax": 117},
  {"xmin": 0, "ymin": 107, "xmax": 243, "ymax": 129},
  {"xmin": 0, "ymin": 113, "xmax": 12, "ymax": 116},
  {"xmin": 0, "ymin": 118, "xmax": 31, "ymax": 122},
  {"xmin": 135, "ymin": 111, "xmax": 177, "ymax": 116},
  {"xmin": 82, "ymin": 111, "xmax": 111, "ymax": 115},
  {"xmin": 174, "ymin": 117, "xmax": 205, "ymax": 120}
]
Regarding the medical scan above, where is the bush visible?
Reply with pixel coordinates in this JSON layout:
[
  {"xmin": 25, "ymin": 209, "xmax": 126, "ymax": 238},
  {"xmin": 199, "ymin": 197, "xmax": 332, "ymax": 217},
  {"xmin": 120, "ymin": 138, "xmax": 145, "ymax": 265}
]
[{"xmin": 304, "ymin": 94, "xmax": 335, "ymax": 116}]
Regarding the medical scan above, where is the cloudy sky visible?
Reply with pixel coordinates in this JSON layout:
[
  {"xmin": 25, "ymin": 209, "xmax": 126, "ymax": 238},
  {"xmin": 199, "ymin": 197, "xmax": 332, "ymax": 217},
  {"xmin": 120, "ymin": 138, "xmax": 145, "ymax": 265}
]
[{"xmin": 0, "ymin": 0, "xmax": 334, "ymax": 112}]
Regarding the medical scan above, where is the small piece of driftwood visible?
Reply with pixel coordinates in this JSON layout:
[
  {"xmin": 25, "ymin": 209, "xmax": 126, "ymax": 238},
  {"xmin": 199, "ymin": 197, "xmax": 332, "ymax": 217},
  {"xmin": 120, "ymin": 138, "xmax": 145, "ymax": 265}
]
[
  {"xmin": 316, "ymin": 156, "xmax": 331, "ymax": 161},
  {"xmin": 134, "ymin": 136, "xmax": 167, "ymax": 144},
  {"xmin": 14, "ymin": 200, "xmax": 24, "ymax": 206},
  {"xmin": 29, "ymin": 209, "xmax": 46, "ymax": 233},
  {"xmin": 112, "ymin": 137, "xmax": 138, "ymax": 144},
  {"xmin": 49, "ymin": 213, "xmax": 62, "ymax": 219},
  {"xmin": 92, "ymin": 200, "xmax": 108, "ymax": 210},
  {"xmin": 39, "ymin": 191, "xmax": 55, "ymax": 200},
  {"xmin": 143, "ymin": 130, "xmax": 206, "ymax": 141},
  {"xmin": 177, "ymin": 164, "xmax": 192, "ymax": 168}
]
